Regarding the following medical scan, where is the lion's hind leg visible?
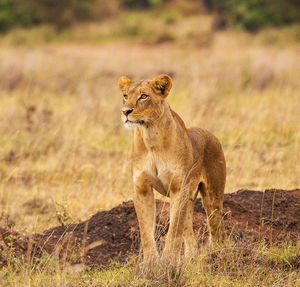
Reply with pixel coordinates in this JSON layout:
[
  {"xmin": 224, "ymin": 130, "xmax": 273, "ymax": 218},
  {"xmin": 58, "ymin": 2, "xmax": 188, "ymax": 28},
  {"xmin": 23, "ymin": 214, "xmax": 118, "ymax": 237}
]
[{"xmin": 200, "ymin": 182, "xmax": 225, "ymax": 245}]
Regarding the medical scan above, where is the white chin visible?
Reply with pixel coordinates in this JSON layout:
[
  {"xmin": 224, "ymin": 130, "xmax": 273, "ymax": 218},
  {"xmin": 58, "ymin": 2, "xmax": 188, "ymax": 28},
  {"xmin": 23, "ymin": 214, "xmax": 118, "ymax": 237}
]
[{"xmin": 124, "ymin": 121, "xmax": 140, "ymax": 129}]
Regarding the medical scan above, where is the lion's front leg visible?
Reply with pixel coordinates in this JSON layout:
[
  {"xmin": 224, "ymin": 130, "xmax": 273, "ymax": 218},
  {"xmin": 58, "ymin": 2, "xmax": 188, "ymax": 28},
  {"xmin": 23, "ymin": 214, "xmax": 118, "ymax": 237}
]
[
  {"xmin": 183, "ymin": 199, "xmax": 198, "ymax": 258},
  {"xmin": 162, "ymin": 188, "xmax": 189, "ymax": 265},
  {"xmin": 162, "ymin": 179, "xmax": 199, "ymax": 265},
  {"xmin": 133, "ymin": 174, "xmax": 158, "ymax": 267}
]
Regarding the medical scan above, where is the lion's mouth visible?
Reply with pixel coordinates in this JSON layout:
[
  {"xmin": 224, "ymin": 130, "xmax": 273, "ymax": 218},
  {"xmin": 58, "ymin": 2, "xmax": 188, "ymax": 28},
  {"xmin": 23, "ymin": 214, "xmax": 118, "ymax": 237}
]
[{"xmin": 125, "ymin": 119, "xmax": 144, "ymax": 125}]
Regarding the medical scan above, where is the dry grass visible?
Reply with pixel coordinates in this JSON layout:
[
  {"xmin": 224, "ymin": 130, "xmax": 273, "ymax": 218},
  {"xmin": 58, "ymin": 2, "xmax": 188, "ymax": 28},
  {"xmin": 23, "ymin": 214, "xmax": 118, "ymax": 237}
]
[
  {"xmin": 1, "ymin": 239, "xmax": 299, "ymax": 286},
  {"xmin": 0, "ymin": 13, "xmax": 299, "ymax": 286}
]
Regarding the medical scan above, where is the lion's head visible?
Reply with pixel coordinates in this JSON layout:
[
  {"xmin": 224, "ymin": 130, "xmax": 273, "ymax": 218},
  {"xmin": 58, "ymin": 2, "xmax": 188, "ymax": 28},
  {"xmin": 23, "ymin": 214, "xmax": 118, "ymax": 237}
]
[{"xmin": 118, "ymin": 75, "xmax": 172, "ymax": 129}]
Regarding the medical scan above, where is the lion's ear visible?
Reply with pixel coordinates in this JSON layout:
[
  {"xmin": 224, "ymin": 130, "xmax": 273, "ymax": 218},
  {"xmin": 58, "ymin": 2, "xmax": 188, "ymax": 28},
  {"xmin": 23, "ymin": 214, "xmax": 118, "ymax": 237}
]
[
  {"xmin": 152, "ymin": 75, "xmax": 172, "ymax": 98},
  {"xmin": 118, "ymin": 76, "xmax": 131, "ymax": 92}
]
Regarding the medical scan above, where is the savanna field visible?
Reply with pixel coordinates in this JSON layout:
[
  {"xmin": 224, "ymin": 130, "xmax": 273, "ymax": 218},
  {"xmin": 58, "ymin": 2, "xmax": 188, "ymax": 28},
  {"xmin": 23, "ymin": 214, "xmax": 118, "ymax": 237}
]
[{"xmin": 0, "ymin": 9, "xmax": 300, "ymax": 286}]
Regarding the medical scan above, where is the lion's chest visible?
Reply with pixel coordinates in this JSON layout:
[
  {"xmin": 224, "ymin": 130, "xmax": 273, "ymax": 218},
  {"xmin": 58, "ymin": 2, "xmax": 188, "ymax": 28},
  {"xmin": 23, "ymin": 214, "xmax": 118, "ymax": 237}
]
[{"xmin": 144, "ymin": 151, "xmax": 183, "ymax": 194}]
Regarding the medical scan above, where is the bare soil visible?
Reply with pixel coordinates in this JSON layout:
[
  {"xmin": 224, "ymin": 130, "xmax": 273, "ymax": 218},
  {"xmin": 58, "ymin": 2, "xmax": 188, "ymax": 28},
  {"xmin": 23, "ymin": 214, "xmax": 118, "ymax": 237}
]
[{"xmin": 0, "ymin": 189, "xmax": 299, "ymax": 269}]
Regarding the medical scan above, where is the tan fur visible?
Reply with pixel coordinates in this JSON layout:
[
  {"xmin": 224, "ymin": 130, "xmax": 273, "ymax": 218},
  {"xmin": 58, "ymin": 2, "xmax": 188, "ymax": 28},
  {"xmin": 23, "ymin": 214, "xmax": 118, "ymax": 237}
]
[{"xmin": 118, "ymin": 75, "xmax": 226, "ymax": 265}]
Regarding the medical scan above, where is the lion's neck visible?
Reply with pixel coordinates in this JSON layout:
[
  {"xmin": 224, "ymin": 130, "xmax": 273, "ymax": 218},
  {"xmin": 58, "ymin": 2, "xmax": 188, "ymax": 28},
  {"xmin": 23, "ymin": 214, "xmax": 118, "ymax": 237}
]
[{"xmin": 136, "ymin": 102, "xmax": 178, "ymax": 151}]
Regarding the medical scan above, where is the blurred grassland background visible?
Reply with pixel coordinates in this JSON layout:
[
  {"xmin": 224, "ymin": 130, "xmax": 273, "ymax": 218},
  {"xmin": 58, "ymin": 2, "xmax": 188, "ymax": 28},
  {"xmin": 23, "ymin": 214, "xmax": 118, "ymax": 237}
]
[
  {"xmin": 0, "ymin": 0, "xmax": 299, "ymax": 233},
  {"xmin": 0, "ymin": 0, "xmax": 300, "ymax": 286},
  {"xmin": 0, "ymin": 0, "xmax": 300, "ymax": 241}
]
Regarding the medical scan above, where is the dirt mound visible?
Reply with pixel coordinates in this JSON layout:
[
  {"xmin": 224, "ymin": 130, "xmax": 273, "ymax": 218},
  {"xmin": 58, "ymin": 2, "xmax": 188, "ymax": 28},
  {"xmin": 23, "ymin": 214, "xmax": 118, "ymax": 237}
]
[{"xmin": 1, "ymin": 189, "xmax": 299, "ymax": 269}]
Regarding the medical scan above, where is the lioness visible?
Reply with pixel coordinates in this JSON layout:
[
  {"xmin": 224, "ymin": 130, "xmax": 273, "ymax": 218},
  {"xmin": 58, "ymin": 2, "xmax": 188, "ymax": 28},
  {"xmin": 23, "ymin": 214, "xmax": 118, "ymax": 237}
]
[{"xmin": 119, "ymin": 75, "xmax": 226, "ymax": 265}]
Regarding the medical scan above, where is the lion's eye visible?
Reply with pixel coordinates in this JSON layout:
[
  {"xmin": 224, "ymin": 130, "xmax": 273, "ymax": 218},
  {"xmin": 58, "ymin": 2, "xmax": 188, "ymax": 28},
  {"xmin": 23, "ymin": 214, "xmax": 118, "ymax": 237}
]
[
  {"xmin": 139, "ymin": 94, "xmax": 148, "ymax": 100},
  {"xmin": 123, "ymin": 94, "xmax": 128, "ymax": 100}
]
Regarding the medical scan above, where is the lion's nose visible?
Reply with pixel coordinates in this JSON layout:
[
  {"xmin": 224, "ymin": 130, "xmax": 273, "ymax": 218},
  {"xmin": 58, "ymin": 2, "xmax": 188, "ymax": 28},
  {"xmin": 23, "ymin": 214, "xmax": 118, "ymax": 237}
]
[{"xmin": 122, "ymin": 109, "xmax": 133, "ymax": 116}]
